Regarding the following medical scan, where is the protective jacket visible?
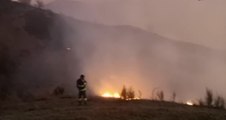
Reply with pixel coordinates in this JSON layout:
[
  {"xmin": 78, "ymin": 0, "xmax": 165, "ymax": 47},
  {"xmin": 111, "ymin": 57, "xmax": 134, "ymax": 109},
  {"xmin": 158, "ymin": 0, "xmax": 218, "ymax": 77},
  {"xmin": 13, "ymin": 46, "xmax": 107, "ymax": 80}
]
[{"xmin": 77, "ymin": 78, "xmax": 87, "ymax": 91}]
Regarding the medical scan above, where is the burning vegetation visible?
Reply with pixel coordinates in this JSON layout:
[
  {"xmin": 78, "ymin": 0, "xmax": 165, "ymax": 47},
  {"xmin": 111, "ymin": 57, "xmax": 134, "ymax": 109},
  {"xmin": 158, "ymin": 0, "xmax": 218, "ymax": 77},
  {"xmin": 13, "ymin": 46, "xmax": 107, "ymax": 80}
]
[{"xmin": 101, "ymin": 85, "xmax": 141, "ymax": 100}]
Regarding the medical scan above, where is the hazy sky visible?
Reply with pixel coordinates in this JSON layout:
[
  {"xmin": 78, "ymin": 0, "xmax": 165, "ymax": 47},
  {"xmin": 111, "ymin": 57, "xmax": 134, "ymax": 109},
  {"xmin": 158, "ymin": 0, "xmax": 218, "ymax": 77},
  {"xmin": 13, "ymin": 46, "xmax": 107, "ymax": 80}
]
[{"xmin": 41, "ymin": 0, "xmax": 226, "ymax": 50}]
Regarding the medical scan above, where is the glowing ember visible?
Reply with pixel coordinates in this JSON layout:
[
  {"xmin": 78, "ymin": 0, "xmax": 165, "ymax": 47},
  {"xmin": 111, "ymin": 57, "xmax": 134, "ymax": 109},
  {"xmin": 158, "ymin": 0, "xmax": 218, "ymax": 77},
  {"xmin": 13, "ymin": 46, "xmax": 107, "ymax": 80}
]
[
  {"xmin": 186, "ymin": 101, "xmax": 194, "ymax": 106},
  {"xmin": 102, "ymin": 92, "xmax": 120, "ymax": 98}
]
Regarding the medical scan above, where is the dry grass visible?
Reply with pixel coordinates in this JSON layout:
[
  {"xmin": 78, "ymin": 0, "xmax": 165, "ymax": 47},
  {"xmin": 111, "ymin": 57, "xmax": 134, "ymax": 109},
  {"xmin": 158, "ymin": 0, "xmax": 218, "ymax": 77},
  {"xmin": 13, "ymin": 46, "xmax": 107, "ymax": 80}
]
[{"xmin": 0, "ymin": 97, "xmax": 226, "ymax": 120}]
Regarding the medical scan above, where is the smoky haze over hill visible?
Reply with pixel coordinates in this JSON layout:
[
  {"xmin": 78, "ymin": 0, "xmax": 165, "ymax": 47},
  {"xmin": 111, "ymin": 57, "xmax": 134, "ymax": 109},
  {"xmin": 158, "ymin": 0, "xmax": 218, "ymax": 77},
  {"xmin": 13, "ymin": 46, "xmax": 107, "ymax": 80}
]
[
  {"xmin": 46, "ymin": 0, "xmax": 226, "ymax": 50},
  {"xmin": 45, "ymin": 0, "xmax": 226, "ymax": 101},
  {"xmin": 0, "ymin": 1, "xmax": 226, "ymax": 102},
  {"xmin": 61, "ymin": 17, "xmax": 226, "ymax": 101}
]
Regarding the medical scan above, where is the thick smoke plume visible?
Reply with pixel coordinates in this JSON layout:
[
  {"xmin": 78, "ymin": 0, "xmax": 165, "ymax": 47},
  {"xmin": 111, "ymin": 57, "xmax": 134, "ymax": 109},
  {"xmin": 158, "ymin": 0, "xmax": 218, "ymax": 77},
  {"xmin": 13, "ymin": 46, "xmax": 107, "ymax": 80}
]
[
  {"xmin": 56, "ymin": 17, "xmax": 226, "ymax": 101},
  {"xmin": 46, "ymin": 0, "xmax": 226, "ymax": 101}
]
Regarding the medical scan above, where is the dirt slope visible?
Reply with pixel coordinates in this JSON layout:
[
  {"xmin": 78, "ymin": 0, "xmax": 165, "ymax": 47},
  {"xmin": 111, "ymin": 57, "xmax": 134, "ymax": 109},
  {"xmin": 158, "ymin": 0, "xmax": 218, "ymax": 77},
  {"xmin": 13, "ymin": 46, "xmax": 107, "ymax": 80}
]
[{"xmin": 0, "ymin": 97, "xmax": 226, "ymax": 120}]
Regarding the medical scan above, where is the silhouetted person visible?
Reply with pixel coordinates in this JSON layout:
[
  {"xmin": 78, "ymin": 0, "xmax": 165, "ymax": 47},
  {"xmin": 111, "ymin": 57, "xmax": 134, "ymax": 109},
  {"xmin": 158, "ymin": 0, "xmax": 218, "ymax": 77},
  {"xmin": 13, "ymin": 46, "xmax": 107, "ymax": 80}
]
[{"xmin": 76, "ymin": 74, "xmax": 87, "ymax": 105}]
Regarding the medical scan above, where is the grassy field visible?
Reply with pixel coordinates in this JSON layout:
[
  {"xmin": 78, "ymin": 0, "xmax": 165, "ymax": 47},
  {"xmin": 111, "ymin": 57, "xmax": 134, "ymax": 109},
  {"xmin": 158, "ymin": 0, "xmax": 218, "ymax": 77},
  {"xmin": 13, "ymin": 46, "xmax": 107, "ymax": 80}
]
[{"xmin": 0, "ymin": 97, "xmax": 226, "ymax": 120}]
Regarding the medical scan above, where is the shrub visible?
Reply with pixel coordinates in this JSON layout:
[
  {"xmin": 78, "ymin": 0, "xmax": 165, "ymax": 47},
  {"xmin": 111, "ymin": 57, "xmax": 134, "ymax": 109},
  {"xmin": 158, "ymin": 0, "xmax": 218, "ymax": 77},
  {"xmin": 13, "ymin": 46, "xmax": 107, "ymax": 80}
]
[
  {"xmin": 198, "ymin": 88, "xmax": 225, "ymax": 109},
  {"xmin": 172, "ymin": 91, "xmax": 176, "ymax": 102},
  {"xmin": 214, "ymin": 96, "xmax": 225, "ymax": 109},
  {"xmin": 53, "ymin": 86, "xmax": 64, "ymax": 96},
  {"xmin": 156, "ymin": 90, "xmax": 164, "ymax": 101},
  {"xmin": 205, "ymin": 88, "xmax": 213, "ymax": 107},
  {"xmin": 120, "ymin": 85, "xmax": 127, "ymax": 100},
  {"xmin": 120, "ymin": 86, "xmax": 137, "ymax": 100},
  {"xmin": 127, "ymin": 87, "xmax": 135, "ymax": 100},
  {"xmin": 198, "ymin": 99, "xmax": 205, "ymax": 106}
]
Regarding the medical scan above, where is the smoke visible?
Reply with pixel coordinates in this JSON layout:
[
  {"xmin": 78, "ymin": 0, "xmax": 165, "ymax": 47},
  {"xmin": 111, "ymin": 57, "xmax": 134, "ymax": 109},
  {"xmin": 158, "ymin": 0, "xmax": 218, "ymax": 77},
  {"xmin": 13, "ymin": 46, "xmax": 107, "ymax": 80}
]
[
  {"xmin": 47, "ymin": 1, "xmax": 226, "ymax": 101},
  {"xmin": 45, "ymin": 0, "xmax": 226, "ymax": 101},
  {"xmin": 1, "ymin": 0, "xmax": 226, "ymax": 102},
  {"xmin": 54, "ymin": 15, "xmax": 226, "ymax": 101},
  {"xmin": 46, "ymin": 0, "xmax": 226, "ymax": 50}
]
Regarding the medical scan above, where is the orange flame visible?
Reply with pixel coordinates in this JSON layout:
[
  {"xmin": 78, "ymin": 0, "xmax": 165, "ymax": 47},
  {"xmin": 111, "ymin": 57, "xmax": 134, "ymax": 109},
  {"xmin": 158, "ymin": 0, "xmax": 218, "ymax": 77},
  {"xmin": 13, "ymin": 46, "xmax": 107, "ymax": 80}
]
[{"xmin": 102, "ymin": 92, "xmax": 120, "ymax": 98}]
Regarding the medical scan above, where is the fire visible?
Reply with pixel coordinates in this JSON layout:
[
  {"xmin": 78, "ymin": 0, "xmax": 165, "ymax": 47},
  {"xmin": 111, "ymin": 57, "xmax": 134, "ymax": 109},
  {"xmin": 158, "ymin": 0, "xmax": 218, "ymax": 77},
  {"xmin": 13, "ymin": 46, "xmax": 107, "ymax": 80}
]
[
  {"xmin": 102, "ymin": 92, "xmax": 120, "ymax": 98},
  {"xmin": 186, "ymin": 101, "xmax": 194, "ymax": 106}
]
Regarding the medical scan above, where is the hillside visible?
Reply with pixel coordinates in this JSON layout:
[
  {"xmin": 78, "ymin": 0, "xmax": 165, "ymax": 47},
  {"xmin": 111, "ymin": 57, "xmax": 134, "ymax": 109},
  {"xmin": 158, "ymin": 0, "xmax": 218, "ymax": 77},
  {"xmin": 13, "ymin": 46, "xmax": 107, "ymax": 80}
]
[
  {"xmin": 0, "ymin": 1, "xmax": 226, "ymax": 120},
  {"xmin": 1, "ymin": 1, "xmax": 226, "ymax": 100},
  {"xmin": 0, "ymin": 1, "xmax": 78, "ymax": 99},
  {"xmin": 0, "ymin": 97, "xmax": 226, "ymax": 120}
]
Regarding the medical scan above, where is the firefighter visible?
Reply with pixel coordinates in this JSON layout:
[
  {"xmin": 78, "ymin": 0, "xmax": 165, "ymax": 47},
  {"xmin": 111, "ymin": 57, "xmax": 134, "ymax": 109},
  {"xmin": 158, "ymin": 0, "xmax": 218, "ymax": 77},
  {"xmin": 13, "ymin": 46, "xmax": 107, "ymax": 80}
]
[{"xmin": 76, "ymin": 74, "xmax": 87, "ymax": 105}]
